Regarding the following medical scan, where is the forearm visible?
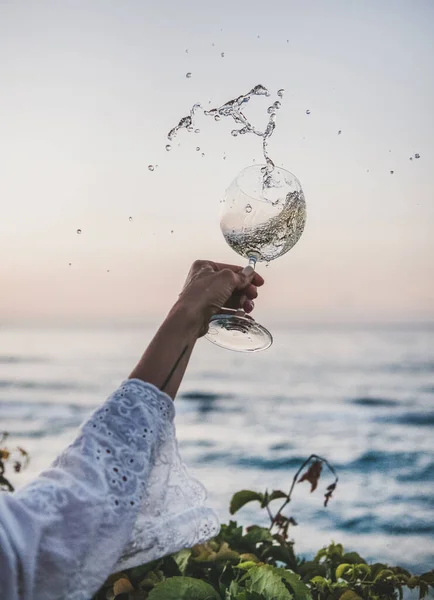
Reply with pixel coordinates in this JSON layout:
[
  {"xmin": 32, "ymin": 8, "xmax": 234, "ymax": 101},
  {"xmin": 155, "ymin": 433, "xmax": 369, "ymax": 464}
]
[{"xmin": 129, "ymin": 301, "xmax": 201, "ymax": 400}]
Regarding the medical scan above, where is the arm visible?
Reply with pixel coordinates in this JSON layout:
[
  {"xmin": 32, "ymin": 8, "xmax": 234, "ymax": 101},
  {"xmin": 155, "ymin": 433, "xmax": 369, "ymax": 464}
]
[
  {"xmin": 0, "ymin": 259, "xmax": 263, "ymax": 600},
  {"xmin": 128, "ymin": 260, "xmax": 262, "ymax": 400},
  {"xmin": 129, "ymin": 300, "xmax": 199, "ymax": 400}
]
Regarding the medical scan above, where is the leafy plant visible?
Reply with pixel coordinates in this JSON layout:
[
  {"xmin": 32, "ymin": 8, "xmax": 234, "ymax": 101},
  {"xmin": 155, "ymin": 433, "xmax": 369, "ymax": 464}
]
[
  {"xmin": 2, "ymin": 437, "xmax": 432, "ymax": 599},
  {"xmin": 0, "ymin": 432, "xmax": 29, "ymax": 492},
  {"xmin": 91, "ymin": 454, "xmax": 433, "ymax": 600}
]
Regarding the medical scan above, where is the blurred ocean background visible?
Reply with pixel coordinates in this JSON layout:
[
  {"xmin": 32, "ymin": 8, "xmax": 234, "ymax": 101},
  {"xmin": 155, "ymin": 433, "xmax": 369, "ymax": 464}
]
[{"xmin": 1, "ymin": 322, "xmax": 433, "ymax": 574}]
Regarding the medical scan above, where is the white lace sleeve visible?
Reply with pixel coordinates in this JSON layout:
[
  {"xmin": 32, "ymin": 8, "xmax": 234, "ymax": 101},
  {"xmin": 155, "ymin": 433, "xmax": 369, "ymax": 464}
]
[{"xmin": 0, "ymin": 379, "xmax": 220, "ymax": 600}]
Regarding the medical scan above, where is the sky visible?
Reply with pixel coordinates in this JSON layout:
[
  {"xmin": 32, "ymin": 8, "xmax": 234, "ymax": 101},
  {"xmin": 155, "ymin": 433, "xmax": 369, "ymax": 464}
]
[{"xmin": 0, "ymin": 0, "xmax": 433, "ymax": 324}]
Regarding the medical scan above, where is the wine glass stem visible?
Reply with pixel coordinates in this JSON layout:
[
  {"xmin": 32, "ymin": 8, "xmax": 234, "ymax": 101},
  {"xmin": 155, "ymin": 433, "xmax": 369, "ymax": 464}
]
[
  {"xmin": 235, "ymin": 255, "xmax": 258, "ymax": 316},
  {"xmin": 248, "ymin": 254, "xmax": 257, "ymax": 269}
]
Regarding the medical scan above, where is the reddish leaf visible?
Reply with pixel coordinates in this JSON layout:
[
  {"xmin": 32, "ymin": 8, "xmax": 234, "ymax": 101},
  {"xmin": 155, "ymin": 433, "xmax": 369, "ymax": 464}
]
[{"xmin": 298, "ymin": 460, "xmax": 322, "ymax": 492}]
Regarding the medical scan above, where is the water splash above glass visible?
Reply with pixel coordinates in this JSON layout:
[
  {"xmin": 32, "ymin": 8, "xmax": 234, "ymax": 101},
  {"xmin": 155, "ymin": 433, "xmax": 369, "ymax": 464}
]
[{"xmin": 167, "ymin": 84, "xmax": 284, "ymax": 190}]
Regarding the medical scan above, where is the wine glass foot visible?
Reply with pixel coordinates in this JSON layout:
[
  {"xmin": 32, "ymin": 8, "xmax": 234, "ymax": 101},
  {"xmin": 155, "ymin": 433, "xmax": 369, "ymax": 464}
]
[{"xmin": 205, "ymin": 312, "xmax": 273, "ymax": 352}]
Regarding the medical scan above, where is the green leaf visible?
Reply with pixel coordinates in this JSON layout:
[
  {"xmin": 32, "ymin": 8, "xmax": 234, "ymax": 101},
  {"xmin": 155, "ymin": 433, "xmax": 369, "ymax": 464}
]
[
  {"xmin": 236, "ymin": 561, "xmax": 260, "ymax": 571},
  {"xmin": 215, "ymin": 542, "xmax": 240, "ymax": 563},
  {"xmin": 139, "ymin": 570, "xmax": 165, "ymax": 590},
  {"xmin": 369, "ymin": 563, "xmax": 387, "ymax": 579},
  {"xmin": 268, "ymin": 490, "xmax": 288, "ymax": 503},
  {"xmin": 245, "ymin": 565, "xmax": 293, "ymax": 600},
  {"xmin": 419, "ymin": 571, "xmax": 434, "ymax": 585},
  {"xmin": 310, "ymin": 575, "xmax": 330, "ymax": 591},
  {"xmin": 339, "ymin": 592, "xmax": 362, "ymax": 600},
  {"xmin": 280, "ymin": 569, "xmax": 312, "ymax": 600},
  {"xmin": 336, "ymin": 564, "xmax": 352, "ymax": 580},
  {"xmin": 353, "ymin": 564, "xmax": 370, "ymax": 579},
  {"xmin": 217, "ymin": 521, "xmax": 244, "ymax": 549},
  {"xmin": 173, "ymin": 548, "xmax": 192, "ymax": 575},
  {"xmin": 261, "ymin": 543, "xmax": 298, "ymax": 571},
  {"xmin": 241, "ymin": 565, "xmax": 312, "ymax": 600},
  {"xmin": 147, "ymin": 576, "xmax": 221, "ymax": 600},
  {"xmin": 297, "ymin": 561, "xmax": 327, "ymax": 583},
  {"xmin": 230, "ymin": 491, "xmax": 264, "ymax": 515},
  {"xmin": 374, "ymin": 568, "xmax": 395, "ymax": 582},
  {"xmin": 342, "ymin": 552, "xmax": 366, "ymax": 565},
  {"xmin": 243, "ymin": 526, "xmax": 273, "ymax": 546}
]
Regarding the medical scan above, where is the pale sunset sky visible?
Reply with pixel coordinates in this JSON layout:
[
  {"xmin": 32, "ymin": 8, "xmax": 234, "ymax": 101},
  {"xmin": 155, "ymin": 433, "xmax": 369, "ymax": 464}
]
[{"xmin": 1, "ymin": 0, "xmax": 433, "ymax": 324}]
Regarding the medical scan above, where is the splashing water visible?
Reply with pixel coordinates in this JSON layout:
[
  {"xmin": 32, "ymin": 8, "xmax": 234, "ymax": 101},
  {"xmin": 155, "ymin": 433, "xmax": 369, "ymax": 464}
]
[{"xmin": 167, "ymin": 84, "xmax": 283, "ymax": 186}]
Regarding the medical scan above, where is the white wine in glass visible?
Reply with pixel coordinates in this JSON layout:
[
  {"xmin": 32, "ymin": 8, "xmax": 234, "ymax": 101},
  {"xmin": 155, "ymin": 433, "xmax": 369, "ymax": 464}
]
[{"xmin": 205, "ymin": 164, "xmax": 306, "ymax": 352}]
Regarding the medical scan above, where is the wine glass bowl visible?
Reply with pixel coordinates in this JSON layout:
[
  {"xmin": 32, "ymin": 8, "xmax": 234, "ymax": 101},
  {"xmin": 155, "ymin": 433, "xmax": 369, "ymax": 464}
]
[
  {"xmin": 221, "ymin": 165, "xmax": 306, "ymax": 264},
  {"xmin": 205, "ymin": 164, "xmax": 306, "ymax": 352}
]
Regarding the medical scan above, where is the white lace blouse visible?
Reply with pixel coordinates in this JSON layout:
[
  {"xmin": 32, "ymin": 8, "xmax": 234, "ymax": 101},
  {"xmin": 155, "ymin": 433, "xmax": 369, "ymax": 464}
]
[{"xmin": 0, "ymin": 379, "xmax": 220, "ymax": 600}]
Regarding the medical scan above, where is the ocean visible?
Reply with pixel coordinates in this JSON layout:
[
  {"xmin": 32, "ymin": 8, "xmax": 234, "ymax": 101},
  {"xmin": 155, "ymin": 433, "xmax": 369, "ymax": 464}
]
[{"xmin": 1, "ymin": 322, "xmax": 433, "ymax": 574}]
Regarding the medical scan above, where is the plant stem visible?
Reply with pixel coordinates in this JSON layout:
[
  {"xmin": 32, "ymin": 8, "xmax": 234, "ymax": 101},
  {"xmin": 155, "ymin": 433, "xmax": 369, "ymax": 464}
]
[{"xmin": 268, "ymin": 454, "xmax": 339, "ymax": 532}]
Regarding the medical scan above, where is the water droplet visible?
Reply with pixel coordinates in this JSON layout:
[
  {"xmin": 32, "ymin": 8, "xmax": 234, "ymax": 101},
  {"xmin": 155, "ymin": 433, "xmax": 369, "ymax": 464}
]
[
  {"xmin": 277, "ymin": 88, "xmax": 285, "ymax": 98},
  {"xmin": 390, "ymin": 170, "xmax": 394, "ymax": 174},
  {"xmin": 196, "ymin": 146, "xmax": 200, "ymax": 151},
  {"xmin": 389, "ymin": 149, "xmax": 391, "ymax": 153},
  {"xmin": 187, "ymin": 125, "xmax": 194, "ymax": 132},
  {"xmin": 231, "ymin": 130, "xmax": 238, "ymax": 137},
  {"xmin": 265, "ymin": 262, "xmax": 270, "ymax": 268},
  {"xmin": 185, "ymin": 49, "xmax": 189, "ymax": 53},
  {"xmin": 253, "ymin": 158, "xmax": 256, "ymax": 162},
  {"xmin": 129, "ymin": 216, "xmax": 133, "ymax": 222},
  {"xmin": 257, "ymin": 35, "xmax": 260, "ymax": 39},
  {"xmin": 165, "ymin": 144, "xmax": 171, "ymax": 151},
  {"xmin": 409, "ymin": 157, "xmax": 413, "ymax": 161},
  {"xmin": 214, "ymin": 114, "xmax": 221, "ymax": 121},
  {"xmin": 148, "ymin": 165, "xmax": 154, "ymax": 171},
  {"xmin": 186, "ymin": 72, "xmax": 192, "ymax": 78},
  {"xmin": 76, "ymin": 229, "xmax": 82, "ymax": 234},
  {"xmin": 245, "ymin": 204, "xmax": 252, "ymax": 213},
  {"xmin": 338, "ymin": 130, "xmax": 342, "ymax": 135},
  {"xmin": 171, "ymin": 230, "xmax": 174, "ymax": 234},
  {"xmin": 286, "ymin": 39, "xmax": 289, "ymax": 43},
  {"xmin": 201, "ymin": 152, "xmax": 205, "ymax": 157},
  {"xmin": 68, "ymin": 262, "xmax": 72, "ymax": 266},
  {"xmin": 223, "ymin": 155, "xmax": 226, "ymax": 160},
  {"xmin": 415, "ymin": 153, "xmax": 420, "ymax": 159},
  {"xmin": 221, "ymin": 52, "xmax": 225, "ymax": 58},
  {"xmin": 306, "ymin": 109, "xmax": 311, "ymax": 115},
  {"xmin": 107, "ymin": 269, "xmax": 110, "ymax": 273},
  {"xmin": 194, "ymin": 128, "xmax": 200, "ymax": 134},
  {"xmin": 212, "ymin": 42, "xmax": 215, "ymax": 46}
]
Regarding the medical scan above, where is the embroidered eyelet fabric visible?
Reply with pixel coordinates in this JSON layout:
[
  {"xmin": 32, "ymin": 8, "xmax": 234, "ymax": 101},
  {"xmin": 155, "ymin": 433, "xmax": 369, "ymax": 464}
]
[{"xmin": 0, "ymin": 379, "xmax": 220, "ymax": 600}]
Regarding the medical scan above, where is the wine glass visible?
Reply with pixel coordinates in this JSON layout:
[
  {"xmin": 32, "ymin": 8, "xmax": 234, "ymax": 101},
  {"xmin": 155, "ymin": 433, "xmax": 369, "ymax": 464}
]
[{"xmin": 205, "ymin": 164, "xmax": 306, "ymax": 352}]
